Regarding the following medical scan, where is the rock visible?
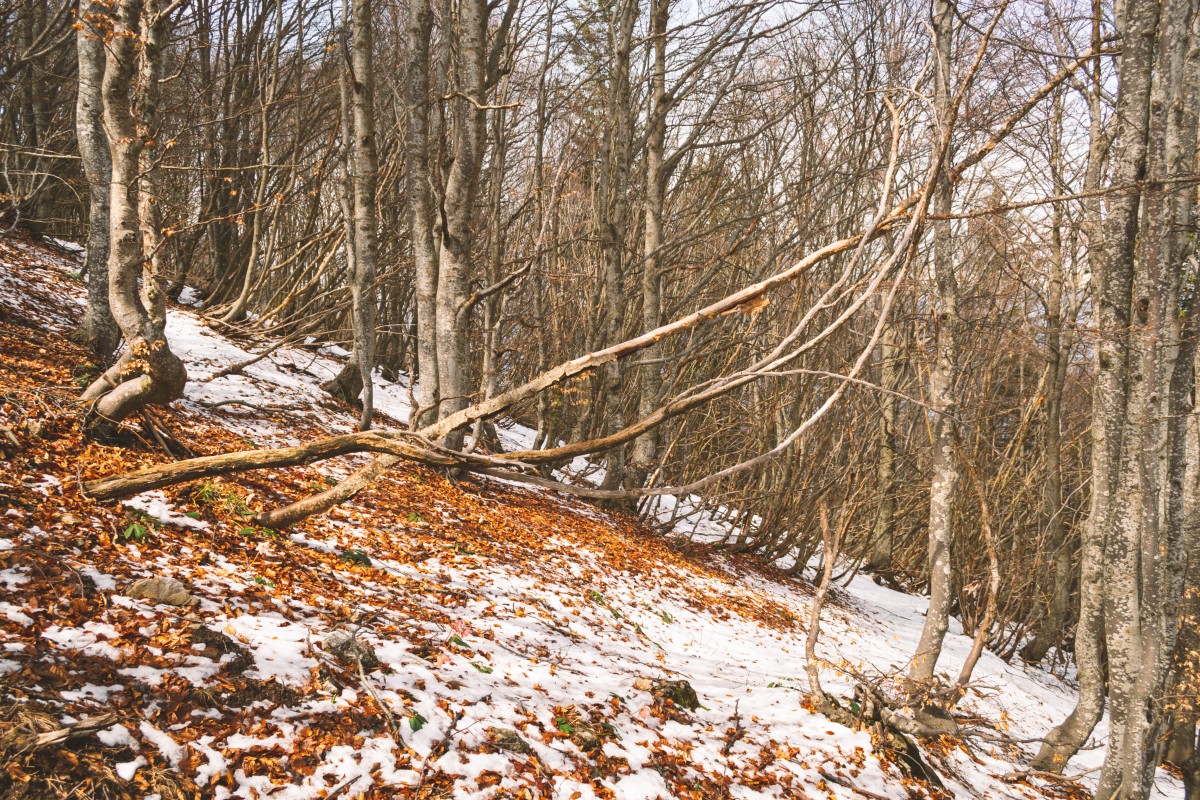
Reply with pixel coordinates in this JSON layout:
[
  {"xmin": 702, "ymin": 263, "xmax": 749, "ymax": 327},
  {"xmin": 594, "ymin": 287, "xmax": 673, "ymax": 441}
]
[
  {"xmin": 651, "ymin": 679, "xmax": 700, "ymax": 711},
  {"xmin": 486, "ymin": 727, "xmax": 532, "ymax": 755},
  {"xmin": 124, "ymin": 576, "xmax": 196, "ymax": 606},
  {"xmin": 323, "ymin": 628, "xmax": 381, "ymax": 671},
  {"xmin": 632, "ymin": 676, "xmax": 654, "ymax": 692}
]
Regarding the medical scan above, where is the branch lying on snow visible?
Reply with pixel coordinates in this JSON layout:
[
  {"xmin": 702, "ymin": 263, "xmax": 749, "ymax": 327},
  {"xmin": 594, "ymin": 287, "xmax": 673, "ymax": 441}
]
[
  {"xmin": 83, "ymin": 429, "xmax": 529, "ymax": 501},
  {"xmin": 81, "ymin": 51, "xmax": 1101, "ymax": 526},
  {"xmin": 3, "ymin": 713, "xmax": 122, "ymax": 753}
]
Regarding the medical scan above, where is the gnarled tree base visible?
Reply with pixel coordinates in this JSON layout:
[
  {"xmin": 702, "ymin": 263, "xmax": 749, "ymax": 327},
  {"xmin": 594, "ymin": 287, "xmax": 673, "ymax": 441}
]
[
  {"xmin": 814, "ymin": 685, "xmax": 947, "ymax": 790},
  {"xmin": 80, "ymin": 337, "xmax": 186, "ymax": 437}
]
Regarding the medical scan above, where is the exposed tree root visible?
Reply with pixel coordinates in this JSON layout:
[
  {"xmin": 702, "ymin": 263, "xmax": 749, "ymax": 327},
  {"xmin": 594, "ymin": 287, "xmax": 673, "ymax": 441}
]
[{"xmin": 811, "ymin": 685, "xmax": 948, "ymax": 792}]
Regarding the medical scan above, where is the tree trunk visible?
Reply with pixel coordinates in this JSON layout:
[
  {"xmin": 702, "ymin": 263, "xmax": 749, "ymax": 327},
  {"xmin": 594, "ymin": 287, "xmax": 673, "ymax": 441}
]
[
  {"xmin": 597, "ymin": 0, "xmax": 638, "ymax": 493},
  {"xmin": 1097, "ymin": 1, "xmax": 1197, "ymax": 795},
  {"xmin": 1022, "ymin": 90, "xmax": 1073, "ymax": 664},
  {"xmin": 1033, "ymin": 6, "xmax": 1112, "ymax": 770},
  {"xmin": 79, "ymin": 0, "xmax": 186, "ymax": 431},
  {"xmin": 431, "ymin": 0, "xmax": 494, "ymax": 450},
  {"xmin": 909, "ymin": 0, "xmax": 958, "ymax": 688},
  {"xmin": 1038, "ymin": 1, "xmax": 1200, "ymax": 794},
  {"xmin": 405, "ymin": 0, "xmax": 439, "ymax": 428},
  {"xmin": 216, "ymin": 0, "xmax": 284, "ymax": 325},
  {"xmin": 70, "ymin": 0, "xmax": 119, "ymax": 364},
  {"xmin": 629, "ymin": 0, "xmax": 669, "ymax": 489},
  {"xmin": 324, "ymin": 0, "xmax": 378, "ymax": 431},
  {"xmin": 867, "ymin": 312, "xmax": 900, "ymax": 573}
]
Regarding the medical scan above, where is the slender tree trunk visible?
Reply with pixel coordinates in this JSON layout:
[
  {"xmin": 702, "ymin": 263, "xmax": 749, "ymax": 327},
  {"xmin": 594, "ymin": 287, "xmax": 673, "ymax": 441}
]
[
  {"xmin": 1034, "ymin": 5, "xmax": 1112, "ymax": 769},
  {"xmin": 346, "ymin": 0, "xmax": 378, "ymax": 430},
  {"xmin": 405, "ymin": 0, "xmax": 439, "ymax": 428},
  {"xmin": 531, "ymin": 4, "xmax": 554, "ymax": 449},
  {"xmin": 324, "ymin": 0, "xmax": 378, "ymax": 430},
  {"xmin": 218, "ymin": 0, "xmax": 284, "ymax": 324},
  {"xmin": 868, "ymin": 311, "xmax": 900, "ymax": 573},
  {"xmin": 909, "ymin": 0, "xmax": 958, "ymax": 688},
  {"xmin": 597, "ymin": 0, "xmax": 638, "ymax": 492},
  {"xmin": 434, "ymin": 0, "xmax": 487, "ymax": 451},
  {"xmin": 1023, "ymin": 92, "xmax": 1072, "ymax": 664},
  {"xmin": 629, "ymin": 0, "xmax": 669, "ymax": 489},
  {"xmin": 70, "ymin": 0, "xmax": 119, "ymax": 363}
]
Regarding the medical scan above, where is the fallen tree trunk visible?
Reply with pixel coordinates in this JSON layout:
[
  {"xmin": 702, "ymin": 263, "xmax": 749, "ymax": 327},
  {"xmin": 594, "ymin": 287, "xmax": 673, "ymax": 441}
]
[{"xmin": 83, "ymin": 431, "xmax": 514, "ymax": 500}]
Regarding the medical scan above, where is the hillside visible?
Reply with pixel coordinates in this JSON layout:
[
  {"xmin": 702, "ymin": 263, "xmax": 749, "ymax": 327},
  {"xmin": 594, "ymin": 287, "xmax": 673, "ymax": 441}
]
[{"xmin": 0, "ymin": 233, "xmax": 1182, "ymax": 799}]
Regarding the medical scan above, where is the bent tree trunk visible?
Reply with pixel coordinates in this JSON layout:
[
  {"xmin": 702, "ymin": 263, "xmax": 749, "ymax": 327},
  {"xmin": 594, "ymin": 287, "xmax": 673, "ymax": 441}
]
[
  {"xmin": 1032, "ymin": 7, "xmax": 1112, "ymax": 766},
  {"xmin": 79, "ymin": 0, "xmax": 185, "ymax": 430}
]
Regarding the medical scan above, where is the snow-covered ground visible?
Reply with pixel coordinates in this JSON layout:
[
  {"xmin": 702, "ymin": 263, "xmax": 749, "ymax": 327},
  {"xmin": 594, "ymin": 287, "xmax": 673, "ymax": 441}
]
[{"xmin": 0, "ymin": 234, "xmax": 1182, "ymax": 799}]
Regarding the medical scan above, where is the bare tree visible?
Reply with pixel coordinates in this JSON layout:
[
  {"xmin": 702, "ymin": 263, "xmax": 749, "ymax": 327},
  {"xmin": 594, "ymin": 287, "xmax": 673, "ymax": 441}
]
[
  {"xmin": 79, "ymin": 0, "xmax": 186, "ymax": 430},
  {"xmin": 907, "ymin": 0, "xmax": 960, "ymax": 693},
  {"xmin": 1037, "ymin": 1, "xmax": 1200, "ymax": 795}
]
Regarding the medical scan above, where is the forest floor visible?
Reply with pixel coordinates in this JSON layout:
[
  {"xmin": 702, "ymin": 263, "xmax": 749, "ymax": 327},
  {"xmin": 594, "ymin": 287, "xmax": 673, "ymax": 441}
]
[{"xmin": 0, "ymin": 232, "xmax": 1184, "ymax": 800}]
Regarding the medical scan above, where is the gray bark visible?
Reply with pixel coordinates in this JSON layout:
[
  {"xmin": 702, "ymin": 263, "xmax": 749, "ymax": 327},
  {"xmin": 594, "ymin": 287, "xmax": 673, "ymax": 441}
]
[
  {"xmin": 434, "ymin": 0, "xmax": 489, "ymax": 451},
  {"xmin": 79, "ymin": 0, "xmax": 186, "ymax": 430},
  {"xmin": 1097, "ymin": 0, "xmax": 1199, "ymax": 794},
  {"xmin": 1022, "ymin": 91, "xmax": 1074, "ymax": 665},
  {"xmin": 909, "ymin": 0, "xmax": 958, "ymax": 687},
  {"xmin": 629, "ymin": 0, "xmax": 670, "ymax": 488},
  {"xmin": 868, "ymin": 314, "xmax": 900, "ymax": 573},
  {"xmin": 70, "ymin": 0, "xmax": 118, "ymax": 363},
  {"xmin": 1034, "ymin": 8, "xmax": 1113, "ymax": 769},
  {"xmin": 325, "ymin": 0, "xmax": 379, "ymax": 431},
  {"xmin": 597, "ymin": 0, "xmax": 638, "ymax": 492},
  {"xmin": 405, "ymin": 0, "xmax": 439, "ymax": 428},
  {"xmin": 1037, "ymin": 2, "xmax": 1200, "ymax": 793}
]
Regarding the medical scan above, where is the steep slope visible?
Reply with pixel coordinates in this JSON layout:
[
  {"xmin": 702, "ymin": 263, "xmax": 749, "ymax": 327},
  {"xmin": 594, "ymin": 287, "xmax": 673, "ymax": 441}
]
[{"xmin": 0, "ymin": 233, "xmax": 1182, "ymax": 799}]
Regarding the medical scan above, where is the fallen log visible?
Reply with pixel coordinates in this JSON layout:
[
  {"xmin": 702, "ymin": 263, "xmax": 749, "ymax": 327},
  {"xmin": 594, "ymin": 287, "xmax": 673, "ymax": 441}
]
[{"xmin": 83, "ymin": 430, "xmax": 518, "ymax": 501}]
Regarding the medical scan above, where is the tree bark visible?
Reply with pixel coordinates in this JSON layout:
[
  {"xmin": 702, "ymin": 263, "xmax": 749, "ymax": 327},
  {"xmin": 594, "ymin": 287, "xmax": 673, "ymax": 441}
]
[
  {"xmin": 1033, "ymin": 6, "xmax": 1112, "ymax": 770},
  {"xmin": 70, "ymin": 0, "xmax": 119, "ymax": 363},
  {"xmin": 78, "ymin": 0, "xmax": 186, "ymax": 431},
  {"xmin": 867, "ymin": 311, "xmax": 900, "ymax": 573},
  {"xmin": 405, "ymin": 0, "xmax": 439, "ymax": 428},
  {"xmin": 325, "ymin": 0, "xmax": 379, "ymax": 431},
  {"xmin": 596, "ymin": 0, "xmax": 638, "ymax": 492},
  {"xmin": 1022, "ymin": 89, "xmax": 1074, "ymax": 665},
  {"xmin": 909, "ymin": 0, "xmax": 958, "ymax": 688},
  {"xmin": 1038, "ymin": 1, "xmax": 1200, "ymax": 793},
  {"xmin": 1097, "ymin": 1, "xmax": 1199, "ymax": 793},
  {"xmin": 629, "ymin": 0, "xmax": 670, "ymax": 489}
]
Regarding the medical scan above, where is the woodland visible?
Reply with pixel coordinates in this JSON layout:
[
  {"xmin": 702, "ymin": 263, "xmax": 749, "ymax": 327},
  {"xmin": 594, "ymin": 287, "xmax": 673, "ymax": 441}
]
[{"xmin": 0, "ymin": 0, "xmax": 1198, "ymax": 797}]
